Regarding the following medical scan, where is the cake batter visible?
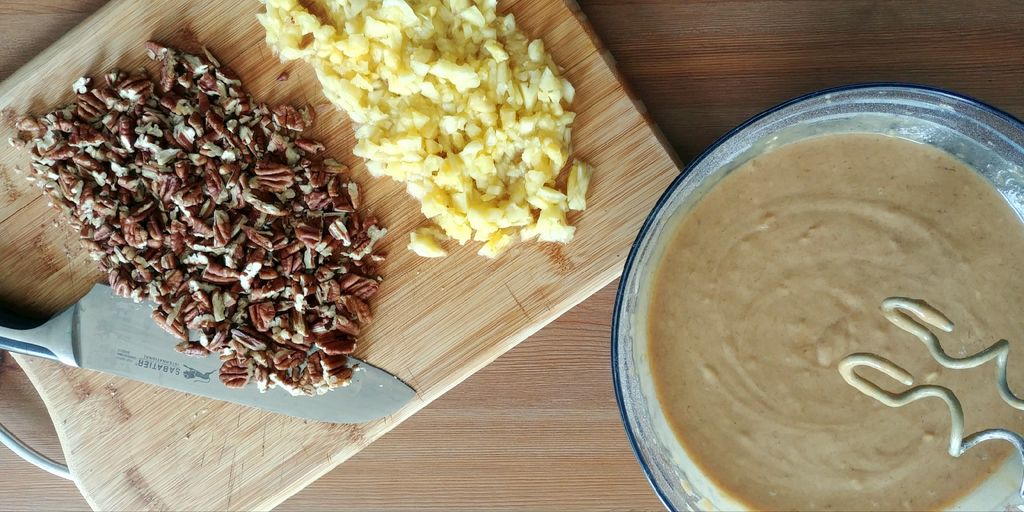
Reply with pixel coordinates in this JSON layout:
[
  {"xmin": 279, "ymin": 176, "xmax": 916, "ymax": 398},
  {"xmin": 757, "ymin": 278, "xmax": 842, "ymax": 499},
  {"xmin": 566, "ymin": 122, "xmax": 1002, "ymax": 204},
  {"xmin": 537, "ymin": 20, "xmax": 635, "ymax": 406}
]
[{"xmin": 648, "ymin": 133, "xmax": 1024, "ymax": 510}]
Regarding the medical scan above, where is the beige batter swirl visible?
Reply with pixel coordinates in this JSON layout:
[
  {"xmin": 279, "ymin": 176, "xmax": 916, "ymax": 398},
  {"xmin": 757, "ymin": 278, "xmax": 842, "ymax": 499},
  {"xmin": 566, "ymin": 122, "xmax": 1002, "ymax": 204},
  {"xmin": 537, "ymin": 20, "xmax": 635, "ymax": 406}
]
[{"xmin": 648, "ymin": 133, "xmax": 1024, "ymax": 511}]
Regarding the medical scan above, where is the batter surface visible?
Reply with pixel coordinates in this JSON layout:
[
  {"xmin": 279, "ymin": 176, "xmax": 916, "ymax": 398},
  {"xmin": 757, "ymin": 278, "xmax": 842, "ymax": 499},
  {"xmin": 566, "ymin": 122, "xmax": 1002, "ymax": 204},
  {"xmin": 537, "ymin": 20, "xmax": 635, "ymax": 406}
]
[{"xmin": 648, "ymin": 133, "xmax": 1024, "ymax": 510}]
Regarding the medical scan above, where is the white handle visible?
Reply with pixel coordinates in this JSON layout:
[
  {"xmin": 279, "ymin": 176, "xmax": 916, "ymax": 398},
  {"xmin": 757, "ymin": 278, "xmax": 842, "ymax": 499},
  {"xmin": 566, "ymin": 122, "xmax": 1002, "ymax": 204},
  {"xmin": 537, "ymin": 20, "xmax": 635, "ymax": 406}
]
[{"xmin": 0, "ymin": 419, "xmax": 71, "ymax": 480}]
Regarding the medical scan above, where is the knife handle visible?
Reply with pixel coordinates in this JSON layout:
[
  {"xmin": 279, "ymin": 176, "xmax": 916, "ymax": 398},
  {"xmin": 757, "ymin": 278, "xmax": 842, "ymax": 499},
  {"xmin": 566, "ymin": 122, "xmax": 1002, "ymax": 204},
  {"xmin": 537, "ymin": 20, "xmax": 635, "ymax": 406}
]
[
  {"xmin": 0, "ymin": 303, "xmax": 77, "ymax": 482},
  {"xmin": 0, "ymin": 303, "xmax": 78, "ymax": 366}
]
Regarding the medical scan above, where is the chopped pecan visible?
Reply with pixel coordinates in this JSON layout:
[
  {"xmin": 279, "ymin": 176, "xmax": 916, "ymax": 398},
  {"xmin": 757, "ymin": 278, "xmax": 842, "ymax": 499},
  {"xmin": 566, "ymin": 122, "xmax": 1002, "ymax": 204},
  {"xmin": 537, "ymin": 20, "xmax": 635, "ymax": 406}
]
[
  {"xmin": 319, "ymin": 353, "xmax": 352, "ymax": 389},
  {"xmin": 152, "ymin": 309, "xmax": 187, "ymax": 341},
  {"xmin": 253, "ymin": 161, "xmax": 295, "ymax": 192},
  {"xmin": 315, "ymin": 331, "xmax": 356, "ymax": 356},
  {"xmin": 202, "ymin": 262, "xmax": 240, "ymax": 284},
  {"xmin": 212, "ymin": 210, "xmax": 232, "ymax": 247},
  {"xmin": 271, "ymin": 105, "xmax": 305, "ymax": 132},
  {"xmin": 248, "ymin": 302, "xmax": 276, "ymax": 332},
  {"xmin": 338, "ymin": 273, "xmax": 379, "ymax": 300},
  {"xmin": 207, "ymin": 329, "xmax": 230, "ymax": 351},
  {"xmin": 306, "ymin": 351, "xmax": 325, "ymax": 385},
  {"xmin": 294, "ymin": 139, "xmax": 324, "ymax": 154},
  {"xmin": 219, "ymin": 357, "xmax": 250, "ymax": 389},
  {"xmin": 15, "ymin": 116, "xmax": 45, "ymax": 137},
  {"xmin": 340, "ymin": 295, "xmax": 372, "ymax": 325},
  {"xmin": 294, "ymin": 218, "xmax": 322, "ymax": 249},
  {"xmin": 327, "ymin": 217, "xmax": 351, "ymax": 245},
  {"xmin": 177, "ymin": 341, "xmax": 211, "ymax": 358},
  {"xmin": 14, "ymin": 43, "xmax": 385, "ymax": 397},
  {"xmin": 109, "ymin": 268, "xmax": 134, "ymax": 297},
  {"xmin": 69, "ymin": 124, "xmax": 104, "ymax": 147},
  {"xmin": 45, "ymin": 144, "xmax": 75, "ymax": 162},
  {"xmin": 117, "ymin": 76, "xmax": 153, "ymax": 104},
  {"xmin": 332, "ymin": 314, "xmax": 360, "ymax": 336},
  {"xmin": 231, "ymin": 327, "xmax": 272, "ymax": 351},
  {"xmin": 76, "ymin": 93, "xmax": 107, "ymax": 121},
  {"xmin": 271, "ymin": 348, "xmax": 303, "ymax": 370},
  {"xmin": 240, "ymin": 225, "xmax": 274, "ymax": 251}
]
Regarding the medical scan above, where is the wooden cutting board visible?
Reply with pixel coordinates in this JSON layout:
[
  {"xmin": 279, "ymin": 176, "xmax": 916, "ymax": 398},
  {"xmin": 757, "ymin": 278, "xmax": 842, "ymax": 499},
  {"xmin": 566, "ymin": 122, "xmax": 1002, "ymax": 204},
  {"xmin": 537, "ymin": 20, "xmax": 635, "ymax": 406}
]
[{"xmin": 0, "ymin": 0, "xmax": 679, "ymax": 509}]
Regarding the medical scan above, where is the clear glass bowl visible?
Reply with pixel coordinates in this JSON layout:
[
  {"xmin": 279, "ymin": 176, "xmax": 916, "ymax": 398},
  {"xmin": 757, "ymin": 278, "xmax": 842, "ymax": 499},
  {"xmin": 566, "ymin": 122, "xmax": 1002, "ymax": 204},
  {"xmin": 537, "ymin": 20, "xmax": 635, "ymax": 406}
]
[{"xmin": 612, "ymin": 84, "xmax": 1024, "ymax": 511}]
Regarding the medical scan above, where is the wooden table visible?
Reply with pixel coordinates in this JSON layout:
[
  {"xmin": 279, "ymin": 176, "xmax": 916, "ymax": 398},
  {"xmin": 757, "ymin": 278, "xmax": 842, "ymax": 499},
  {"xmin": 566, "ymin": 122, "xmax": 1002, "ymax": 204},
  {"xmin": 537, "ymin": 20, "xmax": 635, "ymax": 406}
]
[{"xmin": 3, "ymin": 1, "xmax": 1024, "ymax": 510}]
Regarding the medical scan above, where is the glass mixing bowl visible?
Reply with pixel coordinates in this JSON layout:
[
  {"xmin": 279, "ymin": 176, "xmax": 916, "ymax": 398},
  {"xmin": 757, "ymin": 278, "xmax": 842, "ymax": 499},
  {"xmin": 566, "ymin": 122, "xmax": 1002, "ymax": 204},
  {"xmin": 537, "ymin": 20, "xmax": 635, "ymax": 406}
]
[{"xmin": 612, "ymin": 84, "xmax": 1024, "ymax": 511}]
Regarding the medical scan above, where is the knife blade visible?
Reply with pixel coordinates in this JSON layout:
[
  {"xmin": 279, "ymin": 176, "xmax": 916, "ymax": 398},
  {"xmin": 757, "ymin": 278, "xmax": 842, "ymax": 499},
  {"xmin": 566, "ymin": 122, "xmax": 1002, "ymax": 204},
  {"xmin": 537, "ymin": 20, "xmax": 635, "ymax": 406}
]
[{"xmin": 0, "ymin": 284, "xmax": 415, "ymax": 424}]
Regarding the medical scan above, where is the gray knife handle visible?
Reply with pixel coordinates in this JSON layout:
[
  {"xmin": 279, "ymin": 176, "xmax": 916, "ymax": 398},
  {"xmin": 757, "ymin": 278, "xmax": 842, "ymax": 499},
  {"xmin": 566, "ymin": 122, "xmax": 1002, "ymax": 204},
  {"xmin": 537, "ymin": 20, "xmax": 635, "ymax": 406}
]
[
  {"xmin": 0, "ymin": 302, "xmax": 77, "ymax": 481},
  {"xmin": 0, "ymin": 304, "xmax": 77, "ymax": 366},
  {"xmin": 0, "ymin": 299, "xmax": 77, "ymax": 479}
]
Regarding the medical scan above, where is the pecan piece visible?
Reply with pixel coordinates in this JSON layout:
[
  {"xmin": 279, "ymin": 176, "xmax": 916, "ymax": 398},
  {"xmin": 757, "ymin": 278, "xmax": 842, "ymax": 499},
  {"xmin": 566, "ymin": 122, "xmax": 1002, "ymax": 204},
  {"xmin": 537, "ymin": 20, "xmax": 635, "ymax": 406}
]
[
  {"xmin": 338, "ymin": 273, "xmax": 379, "ymax": 300},
  {"xmin": 332, "ymin": 315, "xmax": 360, "ymax": 336},
  {"xmin": 294, "ymin": 218, "xmax": 322, "ymax": 249},
  {"xmin": 219, "ymin": 357, "xmax": 250, "ymax": 389},
  {"xmin": 339, "ymin": 295, "xmax": 372, "ymax": 325},
  {"xmin": 231, "ymin": 327, "xmax": 272, "ymax": 351},
  {"xmin": 69, "ymin": 124, "xmax": 104, "ymax": 147},
  {"xmin": 327, "ymin": 217, "xmax": 351, "ymax": 245},
  {"xmin": 117, "ymin": 76, "xmax": 153, "ymax": 104},
  {"xmin": 76, "ymin": 92, "xmax": 107, "ymax": 121},
  {"xmin": 109, "ymin": 269, "xmax": 135, "ymax": 298},
  {"xmin": 253, "ymin": 161, "xmax": 295, "ymax": 192},
  {"xmin": 176, "ymin": 341, "xmax": 211, "ymax": 358},
  {"xmin": 306, "ymin": 351, "xmax": 326, "ymax": 385},
  {"xmin": 15, "ymin": 116, "xmax": 45, "ymax": 137},
  {"xmin": 271, "ymin": 349, "xmax": 303, "ymax": 371},
  {"xmin": 248, "ymin": 302, "xmax": 276, "ymax": 332},
  {"xmin": 271, "ymin": 105, "xmax": 305, "ymax": 132},
  {"xmin": 212, "ymin": 210, "xmax": 232, "ymax": 247},
  {"xmin": 315, "ymin": 331, "xmax": 356, "ymax": 356},
  {"xmin": 201, "ymin": 262, "xmax": 240, "ymax": 284},
  {"xmin": 319, "ymin": 353, "xmax": 352, "ymax": 389},
  {"xmin": 305, "ymin": 190, "xmax": 332, "ymax": 210},
  {"xmin": 152, "ymin": 309, "xmax": 187, "ymax": 341},
  {"xmin": 207, "ymin": 329, "xmax": 231, "ymax": 351},
  {"xmin": 240, "ymin": 225, "xmax": 274, "ymax": 251},
  {"xmin": 45, "ymin": 143, "xmax": 76, "ymax": 162},
  {"xmin": 294, "ymin": 138, "xmax": 324, "ymax": 154}
]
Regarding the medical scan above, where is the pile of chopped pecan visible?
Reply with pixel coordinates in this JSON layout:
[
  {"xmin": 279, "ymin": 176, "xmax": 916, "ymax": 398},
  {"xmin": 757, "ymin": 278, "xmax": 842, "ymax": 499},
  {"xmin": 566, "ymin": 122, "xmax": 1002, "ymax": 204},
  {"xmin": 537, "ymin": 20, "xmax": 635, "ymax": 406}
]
[{"xmin": 11, "ymin": 42, "xmax": 386, "ymax": 396}]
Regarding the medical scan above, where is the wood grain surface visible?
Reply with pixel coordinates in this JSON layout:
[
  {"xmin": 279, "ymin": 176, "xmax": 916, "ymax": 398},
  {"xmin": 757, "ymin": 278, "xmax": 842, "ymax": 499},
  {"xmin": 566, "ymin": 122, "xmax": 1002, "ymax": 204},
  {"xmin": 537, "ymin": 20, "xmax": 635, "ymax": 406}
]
[
  {"xmin": 5, "ymin": 1, "xmax": 1024, "ymax": 511},
  {"xmin": 0, "ymin": 0, "xmax": 679, "ymax": 510}
]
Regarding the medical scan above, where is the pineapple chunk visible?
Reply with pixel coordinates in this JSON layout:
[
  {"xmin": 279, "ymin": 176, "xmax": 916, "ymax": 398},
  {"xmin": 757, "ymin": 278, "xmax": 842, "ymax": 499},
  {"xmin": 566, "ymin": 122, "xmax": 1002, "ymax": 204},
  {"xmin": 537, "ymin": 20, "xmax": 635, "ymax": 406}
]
[
  {"xmin": 408, "ymin": 227, "xmax": 448, "ymax": 258},
  {"xmin": 567, "ymin": 160, "xmax": 593, "ymax": 211}
]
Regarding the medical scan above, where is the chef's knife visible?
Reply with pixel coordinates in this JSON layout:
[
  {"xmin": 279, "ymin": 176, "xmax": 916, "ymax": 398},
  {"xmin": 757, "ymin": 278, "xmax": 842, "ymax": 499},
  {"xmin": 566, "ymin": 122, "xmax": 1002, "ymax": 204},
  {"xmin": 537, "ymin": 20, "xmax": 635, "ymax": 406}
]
[{"xmin": 0, "ymin": 284, "xmax": 415, "ymax": 423}]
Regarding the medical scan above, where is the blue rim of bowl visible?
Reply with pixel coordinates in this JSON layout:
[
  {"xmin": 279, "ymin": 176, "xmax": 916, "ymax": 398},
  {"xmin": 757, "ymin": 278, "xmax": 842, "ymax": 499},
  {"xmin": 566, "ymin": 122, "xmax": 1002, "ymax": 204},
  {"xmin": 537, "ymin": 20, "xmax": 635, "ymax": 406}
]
[{"xmin": 609, "ymin": 82, "xmax": 1024, "ymax": 511}]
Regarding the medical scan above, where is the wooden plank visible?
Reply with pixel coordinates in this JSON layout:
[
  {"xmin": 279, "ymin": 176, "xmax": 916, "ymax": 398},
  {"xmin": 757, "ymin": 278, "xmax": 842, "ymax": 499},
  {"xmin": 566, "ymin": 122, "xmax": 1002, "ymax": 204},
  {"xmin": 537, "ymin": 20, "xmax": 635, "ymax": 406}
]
[
  {"xmin": 0, "ymin": 0, "xmax": 680, "ymax": 510},
  {"xmin": 580, "ymin": 0, "xmax": 1024, "ymax": 162}
]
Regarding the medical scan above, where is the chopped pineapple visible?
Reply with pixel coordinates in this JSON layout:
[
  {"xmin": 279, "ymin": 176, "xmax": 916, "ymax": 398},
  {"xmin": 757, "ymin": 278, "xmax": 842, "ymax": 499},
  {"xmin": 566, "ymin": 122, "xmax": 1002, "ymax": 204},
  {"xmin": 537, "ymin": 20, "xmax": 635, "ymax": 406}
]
[
  {"xmin": 259, "ymin": 0, "xmax": 593, "ymax": 258},
  {"xmin": 567, "ymin": 160, "xmax": 593, "ymax": 211},
  {"xmin": 408, "ymin": 227, "xmax": 449, "ymax": 258}
]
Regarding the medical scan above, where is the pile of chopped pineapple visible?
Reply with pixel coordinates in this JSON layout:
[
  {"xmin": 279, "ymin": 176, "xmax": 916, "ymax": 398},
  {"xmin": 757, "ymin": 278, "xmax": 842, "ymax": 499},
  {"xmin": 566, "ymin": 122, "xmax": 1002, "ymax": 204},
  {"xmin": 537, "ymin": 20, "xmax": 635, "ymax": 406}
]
[{"xmin": 259, "ymin": 0, "xmax": 592, "ymax": 258}]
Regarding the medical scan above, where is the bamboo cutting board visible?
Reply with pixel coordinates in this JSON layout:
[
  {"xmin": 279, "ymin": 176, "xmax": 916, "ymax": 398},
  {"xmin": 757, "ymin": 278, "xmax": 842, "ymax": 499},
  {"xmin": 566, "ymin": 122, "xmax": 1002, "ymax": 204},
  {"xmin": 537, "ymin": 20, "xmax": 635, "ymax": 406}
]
[{"xmin": 0, "ymin": 0, "xmax": 679, "ymax": 509}]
